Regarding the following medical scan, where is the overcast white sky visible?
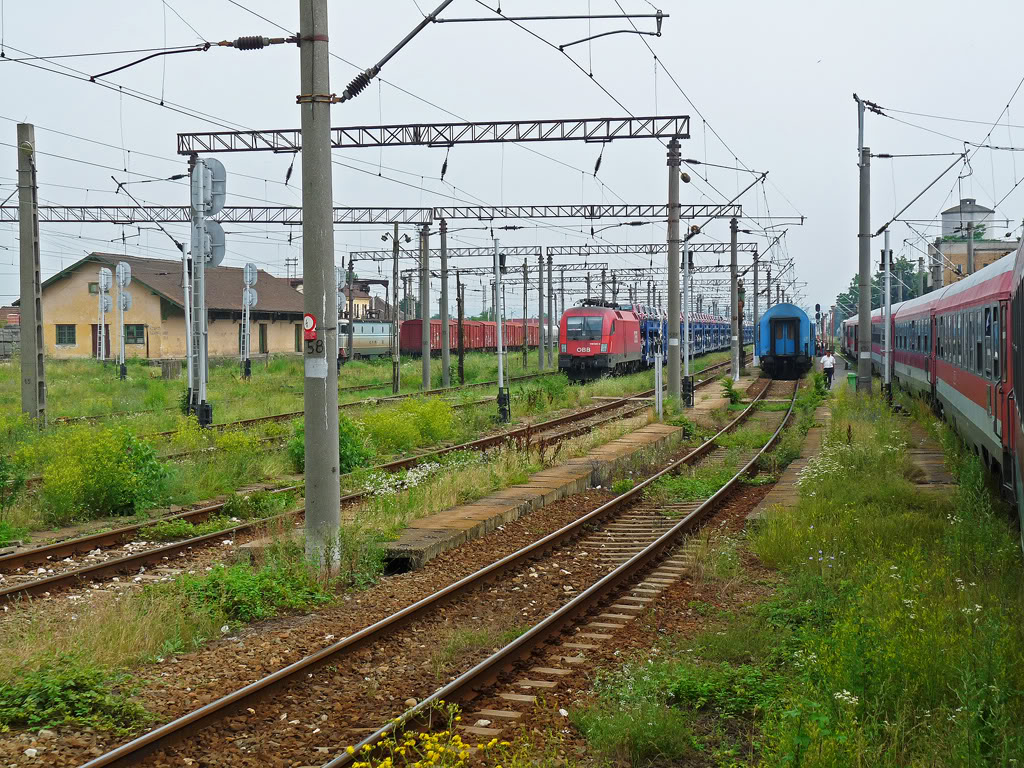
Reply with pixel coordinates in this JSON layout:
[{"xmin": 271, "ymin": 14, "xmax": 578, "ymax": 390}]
[{"xmin": 1, "ymin": 0, "xmax": 1022, "ymax": 317}]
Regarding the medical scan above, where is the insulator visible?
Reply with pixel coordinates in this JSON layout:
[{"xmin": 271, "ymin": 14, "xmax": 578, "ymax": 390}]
[
  {"xmin": 344, "ymin": 70, "xmax": 373, "ymax": 100},
  {"xmin": 234, "ymin": 36, "xmax": 269, "ymax": 50}
]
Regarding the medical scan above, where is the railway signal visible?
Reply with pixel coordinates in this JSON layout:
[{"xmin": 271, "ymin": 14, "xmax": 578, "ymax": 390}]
[
  {"xmin": 241, "ymin": 262, "xmax": 257, "ymax": 379},
  {"xmin": 188, "ymin": 157, "xmax": 227, "ymax": 426},
  {"xmin": 115, "ymin": 261, "xmax": 132, "ymax": 380},
  {"xmin": 96, "ymin": 267, "xmax": 112, "ymax": 362}
]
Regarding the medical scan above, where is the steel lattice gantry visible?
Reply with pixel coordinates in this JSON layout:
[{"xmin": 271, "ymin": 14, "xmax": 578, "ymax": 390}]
[
  {"xmin": 176, "ymin": 115, "xmax": 690, "ymax": 154},
  {"xmin": 349, "ymin": 245, "xmax": 544, "ymax": 263},
  {"xmin": 545, "ymin": 241, "xmax": 758, "ymax": 256},
  {"xmin": 0, "ymin": 203, "xmax": 740, "ymax": 225}
]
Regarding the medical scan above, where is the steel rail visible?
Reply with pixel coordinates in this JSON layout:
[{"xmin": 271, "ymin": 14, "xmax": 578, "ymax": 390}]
[
  {"xmin": 327, "ymin": 381, "xmax": 797, "ymax": 766},
  {"xmin": 77, "ymin": 370, "xmax": 766, "ymax": 768}
]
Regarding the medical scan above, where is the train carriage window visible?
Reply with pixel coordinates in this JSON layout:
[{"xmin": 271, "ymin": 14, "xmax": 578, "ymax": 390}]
[
  {"xmin": 975, "ymin": 309, "xmax": 983, "ymax": 375},
  {"xmin": 984, "ymin": 307, "xmax": 993, "ymax": 379},
  {"xmin": 993, "ymin": 305, "xmax": 1001, "ymax": 380}
]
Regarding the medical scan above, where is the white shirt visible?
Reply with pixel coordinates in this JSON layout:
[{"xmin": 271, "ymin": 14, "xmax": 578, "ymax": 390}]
[{"xmin": 821, "ymin": 354, "xmax": 835, "ymax": 370}]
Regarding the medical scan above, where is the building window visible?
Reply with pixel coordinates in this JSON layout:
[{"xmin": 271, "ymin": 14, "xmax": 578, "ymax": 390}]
[
  {"xmin": 125, "ymin": 324, "xmax": 145, "ymax": 345},
  {"xmin": 294, "ymin": 323, "xmax": 302, "ymax": 353},
  {"xmin": 259, "ymin": 324, "xmax": 268, "ymax": 354},
  {"xmin": 88, "ymin": 282, "xmax": 99, "ymax": 295},
  {"xmin": 56, "ymin": 324, "xmax": 76, "ymax": 345}
]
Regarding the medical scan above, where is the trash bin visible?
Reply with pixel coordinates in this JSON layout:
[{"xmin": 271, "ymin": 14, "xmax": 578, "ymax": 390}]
[{"xmin": 847, "ymin": 372, "xmax": 857, "ymax": 389}]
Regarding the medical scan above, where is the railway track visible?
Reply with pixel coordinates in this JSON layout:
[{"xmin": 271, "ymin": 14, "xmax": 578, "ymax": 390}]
[
  {"xmin": 0, "ymin": 362, "xmax": 729, "ymax": 603},
  {"xmin": 143, "ymin": 369, "xmax": 562, "ymax": 440},
  {"xmin": 7, "ymin": 360, "xmax": 731, "ymax": 580},
  {"xmin": 73, "ymin": 372, "xmax": 789, "ymax": 768}
]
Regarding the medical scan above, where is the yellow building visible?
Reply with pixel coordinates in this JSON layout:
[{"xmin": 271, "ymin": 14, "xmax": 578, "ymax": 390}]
[{"xmin": 38, "ymin": 253, "xmax": 307, "ymax": 359}]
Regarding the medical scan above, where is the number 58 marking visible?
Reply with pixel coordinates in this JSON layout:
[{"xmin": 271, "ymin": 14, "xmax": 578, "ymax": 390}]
[{"xmin": 305, "ymin": 339, "xmax": 325, "ymax": 355}]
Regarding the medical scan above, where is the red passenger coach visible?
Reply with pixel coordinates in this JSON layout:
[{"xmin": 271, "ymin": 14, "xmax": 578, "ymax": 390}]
[{"xmin": 557, "ymin": 300, "xmax": 642, "ymax": 382}]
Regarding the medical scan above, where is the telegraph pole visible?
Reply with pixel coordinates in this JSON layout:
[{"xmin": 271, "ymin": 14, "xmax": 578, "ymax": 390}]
[
  {"xmin": 667, "ymin": 138, "xmax": 682, "ymax": 402},
  {"xmin": 537, "ymin": 252, "xmax": 545, "ymax": 370},
  {"xmin": 856, "ymin": 96, "xmax": 872, "ymax": 393},
  {"xmin": 17, "ymin": 123, "xmax": 45, "ymax": 425},
  {"xmin": 391, "ymin": 223, "xmax": 400, "ymax": 394},
  {"xmin": 730, "ymin": 217, "xmax": 740, "ymax": 382},
  {"xmin": 440, "ymin": 219, "xmax": 450, "ymax": 387},
  {"xmin": 299, "ymin": 0, "xmax": 340, "ymax": 565},
  {"xmin": 420, "ymin": 224, "xmax": 430, "ymax": 390},
  {"xmin": 547, "ymin": 253, "xmax": 554, "ymax": 367}
]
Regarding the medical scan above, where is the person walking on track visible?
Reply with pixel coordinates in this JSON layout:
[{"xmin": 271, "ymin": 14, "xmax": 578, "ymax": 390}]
[{"xmin": 821, "ymin": 349, "xmax": 836, "ymax": 389}]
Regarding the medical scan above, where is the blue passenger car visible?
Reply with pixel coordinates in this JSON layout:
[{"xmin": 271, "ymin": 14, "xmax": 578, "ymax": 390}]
[{"xmin": 756, "ymin": 303, "xmax": 815, "ymax": 378}]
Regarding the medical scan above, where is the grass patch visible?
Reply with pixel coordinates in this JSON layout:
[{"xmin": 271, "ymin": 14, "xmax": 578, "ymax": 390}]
[
  {"xmin": 747, "ymin": 386, "xmax": 1024, "ymax": 766},
  {"xmin": 180, "ymin": 538, "xmax": 331, "ymax": 623},
  {"xmin": 646, "ymin": 463, "xmax": 738, "ymax": 506},
  {"xmin": 715, "ymin": 426, "xmax": 773, "ymax": 450},
  {"xmin": 430, "ymin": 623, "xmax": 527, "ymax": 679}
]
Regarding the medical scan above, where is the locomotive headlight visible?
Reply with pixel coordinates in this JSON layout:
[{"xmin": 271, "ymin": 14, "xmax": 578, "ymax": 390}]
[
  {"xmin": 601, "ymin": 343, "xmax": 608, "ymax": 353},
  {"xmin": 561, "ymin": 344, "xmax": 566, "ymax": 353}
]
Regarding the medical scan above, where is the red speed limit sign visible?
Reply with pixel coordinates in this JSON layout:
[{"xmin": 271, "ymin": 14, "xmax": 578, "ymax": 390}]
[{"xmin": 303, "ymin": 313, "xmax": 318, "ymax": 341}]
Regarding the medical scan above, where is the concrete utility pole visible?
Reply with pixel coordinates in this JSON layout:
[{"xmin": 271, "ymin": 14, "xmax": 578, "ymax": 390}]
[
  {"xmin": 420, "ymin": 224, "xmax": 430, "ymax": 390},
  {"xmin": 17, "ymin": 123, "xmax": 45, "ymax": 425},
  {"xmin": 683, "ymin": 240, "xmax": 690, "ymax": 397},
  {"xmin": 456, "ymin": 273, "xmax": 465, "ymax": 384},
  {"xmin": 537, "ymin": 252, "xmax": 545, "ymax": 371},
  {"xmin": 966, "ymin": 220, "xmax": 975, "ymax": 275},
  {"xmin": 440, "ymin": 219, "xmax": 450, "ymax": 387},
  {"xmin": 752, "ymin": 251, "xmax": 760, "ymax": 367},
  {"xmin": 586, "ymin": 272, "xmax": 592, "ymax": 301},
  {"xmin": 391, "ymin": 223, "xmax": 400, "ymax": 394},
  {"xmin": 546, "ymin": 253, "xmax": 554, "ymax": 367},
  {"xmin": 667, "ymin": 138, "xmax": 682, "ymax": 402},
  {"xmin": 856, "ymin": 97, "xmax": 872, "ymax": 393},
  {"xmin": 601, "ymin": 268, "xmax": 607, "ymax": 303},
  {"xmin": 346, "ymin": 256, "xmax": 355, "ymax": 360},
  {"xmin": 612, "ymin": 272, "xmax": 618, "ymax": 303},
  {"xmin": 299, "ymin": 0, "xmax": 340, "ymax": 565},
  {"xmin": 883, "ymin": 228, "xmax": 892, "ymax": 401},
  {"xmin": 730, "ymin": 217, "xmax": 740, "ymax": 382},
  {"xmin": 560, "ymin": 267, "xmax": 565, "ymax": 331},
  {"xmin": 522, "ymin": 259, "xmax": 528, "ymax": 369}
]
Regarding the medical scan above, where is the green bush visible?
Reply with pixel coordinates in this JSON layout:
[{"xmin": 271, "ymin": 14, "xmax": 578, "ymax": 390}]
[
  {"xmin": 222, "ymin": 489, "xmax": 293, "ymax": 520},
  {"xmin": 720, "ymin": 376, "xmax": 743, "ymax": 405},
  {"xmin": 363, "ymin": 397, "xmax": 454, "ymax": 455},
  {"xmin": 571, "ymin": 700, "xmax": 695, "ymax": 763},
  {"xmin": 0, "ymin": 657, "xmax": 149, "ymax": 731},
  {"xmin": 142, "ymin": 514, "xmax": 237, "ymax": 542},
  {"xmin": 289, "ymin": 415, "xmax": 373, "ymax": 473},
  {"xmin": 41, "ymin": 427, "xmax": 168, "ymax": 525},
  {"xmin": 668, "ymin": 661, "xmax": 784, "ymax": 717},
  {"xmin": 180, "ymin": 540, "xmax": 330, "ymax": 623}
]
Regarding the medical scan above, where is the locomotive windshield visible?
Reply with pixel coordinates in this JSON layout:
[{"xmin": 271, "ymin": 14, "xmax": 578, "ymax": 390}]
[{"xmin": 566, "ymin": 315, "xmax": 604, "ymax": 340}]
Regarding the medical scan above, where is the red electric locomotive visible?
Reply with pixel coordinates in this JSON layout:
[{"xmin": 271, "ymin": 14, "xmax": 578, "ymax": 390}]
[{"xmin": 557, "ymin": 300, "xmax": 642, "ymax": 382}]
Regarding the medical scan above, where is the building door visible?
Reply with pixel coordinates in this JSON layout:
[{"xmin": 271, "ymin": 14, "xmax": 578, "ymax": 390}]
[
  {"xmin": 90, "ymin": 324, "xmax": 111, "ymax": 359},
  {"xmin": 259, "ymin": 324, "xmax": 268, "ymax": 354}
]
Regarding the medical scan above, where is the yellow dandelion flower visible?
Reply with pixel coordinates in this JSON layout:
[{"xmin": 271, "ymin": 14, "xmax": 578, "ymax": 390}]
[{"xmin": 346, "ymin": 746, "xmax": 355, "ymax": 755}]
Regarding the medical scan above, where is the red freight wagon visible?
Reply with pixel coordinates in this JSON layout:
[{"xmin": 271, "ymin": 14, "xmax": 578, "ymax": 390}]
[
  {"xmin": 461, "ymin": 321, "xmax": 483, "ymax": 350},
  {"xmin": 527, "ymin": 322, "xmax": 540, "ymax": 347},
  {"xmin": 482, "ymin": 321, "xmax": 496, "ymax": 350},
  {"xmin": 399, "ymin": 319, "xmax": 443, "ymax": 355},
  {"xmin": 505, "ymin": 322, "xmax": 523, "ymax": 349}
]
